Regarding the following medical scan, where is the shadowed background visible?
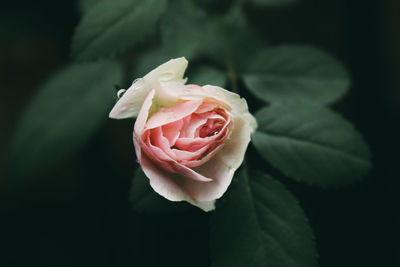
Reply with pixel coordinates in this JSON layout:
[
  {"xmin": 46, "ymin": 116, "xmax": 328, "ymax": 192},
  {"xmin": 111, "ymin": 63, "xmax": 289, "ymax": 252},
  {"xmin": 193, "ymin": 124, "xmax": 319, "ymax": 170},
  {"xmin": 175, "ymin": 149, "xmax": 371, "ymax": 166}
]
[{"xmin": 0, "ymin": 0, "xmax": 399, "ymax": 266}]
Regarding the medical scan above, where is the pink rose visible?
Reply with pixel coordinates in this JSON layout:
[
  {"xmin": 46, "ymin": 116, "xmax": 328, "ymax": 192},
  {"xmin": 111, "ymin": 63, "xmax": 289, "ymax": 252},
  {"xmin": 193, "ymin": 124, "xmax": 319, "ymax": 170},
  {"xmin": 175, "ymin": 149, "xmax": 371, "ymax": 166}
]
[{"xmin": 109, "ymin": 58, "xmax": 257, "ymax": 211}]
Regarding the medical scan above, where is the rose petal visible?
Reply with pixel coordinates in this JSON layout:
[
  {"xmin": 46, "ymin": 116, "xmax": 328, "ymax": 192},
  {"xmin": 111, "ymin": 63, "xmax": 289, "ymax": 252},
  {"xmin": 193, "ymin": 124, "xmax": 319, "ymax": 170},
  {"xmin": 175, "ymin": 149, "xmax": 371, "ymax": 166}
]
[
  {"xmin": 194, "ymin": 102, "xmax": 218, "ymax": 113},
  {"xmin": 161, "ymin": 120, "xmax": 184, "ymax": 146},
  {"xmin": 109, "ymin": 57, "xmax": 188, "ymax": 119},
  {"xmin": 145, "ymin": 99, "xmax": 203, "ymax": 130},
  {"xmin": 140, "ymin": 153, "xmax": 215, "ymax": 211},
  {"xmin": 172, "ymin": 143, "xmax": 212, "ymax": 162},
  {"xmin": 174, "ymin": 116, "xmax": 231, "ymax": 150},
  {"xmin": 202, "ymin": 85, "xmax": 257, "ymax": 131},
  {"xmin": 140, "ymin": 153, "xmax": 188, "ymax": 201},
  {"xmin": 143, "ymin": 136, "xmax": 213, "ymax": 183},
  {"xmin": 183, "ymin": 144, "xmax": 224, "ymax": 168},
  {"xmin": 179, "ymin": 116, "xmax": 252, "ymax": 201},
  {"xmin": 149, "ymin": 127, "xmax": 176, "ymax": 159},
  {"xmin": 134, "ymin": 89, "xmax": 156, "ymax": 136},
  {"xmin": 179, "ymin": 114, "xmax": 208, "ymax": 138}
]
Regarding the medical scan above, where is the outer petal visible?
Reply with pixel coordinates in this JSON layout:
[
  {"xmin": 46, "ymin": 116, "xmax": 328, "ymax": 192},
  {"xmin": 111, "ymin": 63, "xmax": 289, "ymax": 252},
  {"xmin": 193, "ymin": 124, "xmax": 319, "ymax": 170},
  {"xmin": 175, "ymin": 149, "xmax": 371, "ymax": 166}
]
[
  {"xmin": 180, "ymin": 116, "xmax": 252, "ymax": 201},
  {"xmin": 109, "ymin": 57, "xmax": 188, "ymax": 119},
  {"xmin": 140, "ymin": 152, "xmax": 215, "ymax": 211},
  {"xmin": 133, "ymin": 90, "xmax": 155, "ymax": 137}
]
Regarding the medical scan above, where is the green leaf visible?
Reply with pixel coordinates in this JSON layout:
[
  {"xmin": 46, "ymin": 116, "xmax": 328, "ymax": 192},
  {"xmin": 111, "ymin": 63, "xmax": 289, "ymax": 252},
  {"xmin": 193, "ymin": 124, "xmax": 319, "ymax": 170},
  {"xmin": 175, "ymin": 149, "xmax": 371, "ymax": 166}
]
[
  {"xmin": 250, "ymin": 0, "xmax": 299, "ymax": 7},
  {"xmin": 210, "ymin": 166, "xmax": 317, "ymax": 267},
  {"xmin": 243, "ymin": 45, "xmax": 350, "ymax": 105},
  {"xmin": 132, "ymin": 48, "xmax": 170, "ymax": 77},
  {"xmin": 71, "ymin": 0, "xmax": 167, "ymax": 61},
  {"xmin": 189, "ymin": 66, "xmax": 227, "ymax": 87},
  {"xmin": 160, "ymin": 0, "xmax": 218, "ymax": 59},
  {"xmin": 8, "ymin": 61, "xmax": 122, "ymax": 181},
  {"xmin": 252, "ymin": 104, "xmax": 372, "ymax": 186},
  {"xmin": 130, "ymin": 169, "xmax": 191, "ymax": 214},
  {"xmin": 77, "ymin": 0, "xmax": 99, "ymax": 14}
]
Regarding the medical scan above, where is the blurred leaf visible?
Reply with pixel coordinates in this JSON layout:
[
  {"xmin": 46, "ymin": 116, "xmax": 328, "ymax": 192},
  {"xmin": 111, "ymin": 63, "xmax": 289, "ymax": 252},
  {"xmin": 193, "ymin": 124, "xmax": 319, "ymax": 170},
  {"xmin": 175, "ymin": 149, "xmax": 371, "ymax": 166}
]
[
  {"xmin": 243, "ymin": 45, "xmax": 350, "ymax": 105},
  {"xmin": 228, "ymin": 26, "xmax": 269, "ymax": 73},
  {"xmin": 8, "ymin": 61, "xmax": 122, "ymax": 181},
  {"xmin": 252, "ymin": 104, "xmax": 372, "ymax": 186},
  {"xmin": 250, "ymin": 0, "xmax": 299, "ymax": 7},
  {"xmin": 71, "ymin": 0, "xmax": 167, "ymax": 61},
  {"xmin": 130, "ymin": 168, "xmax": 191, "ymax": 214},
  {"xmin": 132, "ymin": 48, "xmax": 170, "ymax": 77},
  {"xmin": 160, "ymin": 0, "xmax": 219, "ymax": 59},
  {"xmin": 210, "ymin": 166, "xmax": 317, "ymax": 267},
  {"xmin": 189, "ymin": 66, "xmax": 227, "ymax": 87},
  {"xmin": 78, "ymin": 0, "xmax": 99, "ymax": 14}
]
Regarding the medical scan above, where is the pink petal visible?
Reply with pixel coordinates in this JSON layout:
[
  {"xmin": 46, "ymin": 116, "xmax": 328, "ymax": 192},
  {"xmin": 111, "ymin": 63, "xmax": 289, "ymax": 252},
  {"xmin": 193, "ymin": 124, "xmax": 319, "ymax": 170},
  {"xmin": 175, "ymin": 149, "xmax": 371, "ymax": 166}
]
[
  {"xmin": 140, "ymin": 132, "xmax": 176, "ymax": 173},
  {"xmin": 145, "ymin": 99, "xmax": 203, "ymax": 130},
  {"xmin": 183, "ymin": 143, "xmax": 225, "ymax": 168},
  {"xmin": 179, "ymin": 116, "xmax": 252, "ymax": 202},
  {"xmin": 202, "ymin": 85, "xmax": 257, "ymax": 131},
  {"xmin": 174, "ymin": 116, "xmax": 231, "ymax": 150},
  {"xmin": 179, "ymin": 114, "xmax": 208, "ymax": 138},
  {"xmin": 134, "ymin": 89, "xmax": 155, "ymax": 136},
  {"xmin": 194, "ymin": 102, "xmax": 218, "ymax": 114},
  {"xmin": 149, "ymin": 127, "xmax": 176, "ymax": 159},
  {"xmin": 172, "ymin": 143, "xmax": 212, "ymax": 162},
  {"xmin": 144, "ymin": 136, "xmax": 213, "ymax": 183},
  {"xmin": 161, "ymin": 120, "xmax": 184, "ymax": 147}
]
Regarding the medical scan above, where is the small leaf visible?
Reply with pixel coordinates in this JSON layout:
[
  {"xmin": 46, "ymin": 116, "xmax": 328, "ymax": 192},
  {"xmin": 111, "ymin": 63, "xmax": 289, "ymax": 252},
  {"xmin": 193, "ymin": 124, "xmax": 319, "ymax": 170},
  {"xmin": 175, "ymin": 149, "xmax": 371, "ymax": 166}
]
[
  {"xmin": 160, "ymin": 0, "xmax": 218, "ymax": 59},
  {"xmin": 243, "ymin": 45, "xmax": 350, "ymax": 105},
  {"xmin": 210, "ymin": 166, "xmax": 317, "ymax": 267},
  {"xmin": 189, "ymin": 66, "xmax": 227, "ymax": 87},
  {"xmin": 8, "ymin": 61, "xmax": 122, "ymax": 181},
  {"xmin": 251, "ymin": 0, "xmax": 299, "ymax": 7},
  {"xmin": 252, "ymin": 104, "xmax": 372, "ymax": 186},
  {"xmin": 71, "ymin": 0, "xmax": 167, "ymax": 61},
  {"xmin": 130, "ymin": 169, "xmax": 191, "ymax": 214}
]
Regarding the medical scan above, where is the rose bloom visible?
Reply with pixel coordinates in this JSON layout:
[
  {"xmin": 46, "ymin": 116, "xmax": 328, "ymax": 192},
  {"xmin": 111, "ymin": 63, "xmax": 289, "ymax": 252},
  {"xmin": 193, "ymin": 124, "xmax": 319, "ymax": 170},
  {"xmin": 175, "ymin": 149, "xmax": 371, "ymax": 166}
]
[{"xmin": 109, "ymin": 58, "xmax": 256, "ymax": 211}]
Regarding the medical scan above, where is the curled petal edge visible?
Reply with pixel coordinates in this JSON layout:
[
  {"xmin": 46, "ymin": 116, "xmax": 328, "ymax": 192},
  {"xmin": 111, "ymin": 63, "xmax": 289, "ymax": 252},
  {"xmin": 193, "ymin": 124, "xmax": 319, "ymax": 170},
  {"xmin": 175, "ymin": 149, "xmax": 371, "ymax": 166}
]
[{"xmin": 109, "ymin": 57, "xmax": 188, "ymax": 119}]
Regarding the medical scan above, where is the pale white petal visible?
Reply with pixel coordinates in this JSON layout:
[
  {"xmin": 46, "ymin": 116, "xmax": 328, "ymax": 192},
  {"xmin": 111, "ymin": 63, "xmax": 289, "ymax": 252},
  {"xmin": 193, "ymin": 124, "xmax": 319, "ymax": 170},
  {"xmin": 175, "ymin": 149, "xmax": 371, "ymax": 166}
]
[
  {"xmin": 140, "ymin": 153, "xmax": 215, "ymax": 211},
  {"xmin": 109, "ymin": 57, "xmax": 188, "ymax": 119}
]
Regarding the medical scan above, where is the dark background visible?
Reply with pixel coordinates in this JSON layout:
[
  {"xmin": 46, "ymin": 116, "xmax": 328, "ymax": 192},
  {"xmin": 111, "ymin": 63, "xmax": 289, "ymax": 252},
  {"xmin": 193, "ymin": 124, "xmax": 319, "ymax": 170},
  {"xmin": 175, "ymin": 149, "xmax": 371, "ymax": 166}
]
[{"xmin": 0, "ymin": 0, "xmax": 399, "ymax": 266}]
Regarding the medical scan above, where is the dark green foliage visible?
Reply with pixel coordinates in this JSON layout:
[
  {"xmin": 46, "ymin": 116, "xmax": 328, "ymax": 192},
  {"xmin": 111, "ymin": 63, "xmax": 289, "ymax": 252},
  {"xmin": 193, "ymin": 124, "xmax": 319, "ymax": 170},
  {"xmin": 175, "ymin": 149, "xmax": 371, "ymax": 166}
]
[
  {"xmin": 78, "ymin": 0, "xmax": 99, "ymax": 14},
  {"xmin": 253, "ymin": 104, "xmax": 372, "ymax": 186},
  {"xmin": 131, "ymin": 48, "xmax": 170, "ymax": 77},
  {"xmin": 210, "ymin": 166, "xmax": 317, "ymax": 267},
  {"xmin": 8, "ymin": 61, "xmax": 122, "ymax": 181},
  {"xmin": 71, "ymin": 0, "xmax": 167, "ymax": 61},
  {"xmin": 250, "ymin": 0, "xmax": 299, "ymax": 7},
  {"xmin": 243, "ymin": 45, "xmax": 350, "ymax": 104},
  {"xmin": 189, "ymin": 66, "xmax": 227, "ymax": 87},
  {"xmin": 160, "ymin": 0, "xmax": 218, "ymax": 59}
]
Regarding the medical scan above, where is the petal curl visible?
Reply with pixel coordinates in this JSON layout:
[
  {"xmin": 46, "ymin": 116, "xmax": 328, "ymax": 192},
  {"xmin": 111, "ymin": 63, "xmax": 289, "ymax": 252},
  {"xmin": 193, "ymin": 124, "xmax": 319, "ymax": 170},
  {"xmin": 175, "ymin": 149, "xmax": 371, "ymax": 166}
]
[
  {"xmin": 202, "ymin": 85, "xmax": 257, "ymax": 132},
  {"xmin": 141, "ymin": 152, "xmax": 215, "ymax": 211},
  {"xmin": 109, "ymin": 57, "xmax": 188, "ymax": 119}
]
